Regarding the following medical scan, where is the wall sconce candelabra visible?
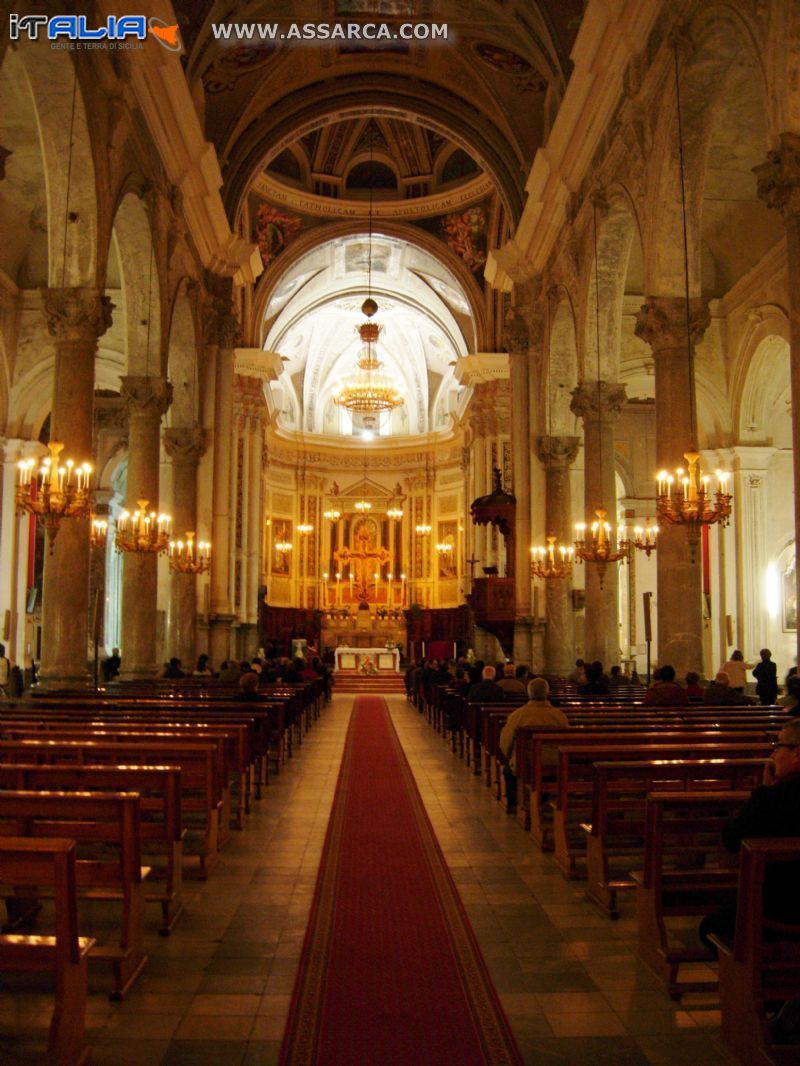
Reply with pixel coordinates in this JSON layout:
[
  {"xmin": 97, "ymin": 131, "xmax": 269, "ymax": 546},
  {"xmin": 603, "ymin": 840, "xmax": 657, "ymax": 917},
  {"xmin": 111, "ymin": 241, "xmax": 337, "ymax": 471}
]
[
  {"xmin": 530, "ymin": 535, "xmax": 574, "ymax": 580},
  {"xmin": 116, "ymin": 499, "xmax": 172, "ymax": 555},
  {"xmin": 90, "ymin": 516, "xmax": 108, "ymax": 550},
  {"xmin": 574, "ymin": 508, "xmax": 629, "ymax": 590},
  {"xmin": 168, "ymin": 532, "xmax": 211, "ymax": 574},
  {"xmin": 323, "ymin": 508, "xmax": 341, "ymax": 522},
  {"xmin": 415, "ymin": 523, "xmax": 431, "ymax": 536},
  {"xmin": 630, "ymin": 517, "xmax": 659, "ymax": 557}
]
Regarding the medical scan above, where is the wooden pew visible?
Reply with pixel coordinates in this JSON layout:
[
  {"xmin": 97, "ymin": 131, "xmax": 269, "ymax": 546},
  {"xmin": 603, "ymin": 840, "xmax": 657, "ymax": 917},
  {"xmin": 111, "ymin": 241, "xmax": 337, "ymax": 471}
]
[
  {"xmin": 0, "ymin": 790, "xmax": 148, "ymax": 999},
  {"xmin": 553, "ymin": 741, "xmax": 773, "ymax": 879},
  {"xmin": 0, "ymin": 763, "xmax": 183, "ymax": 934},
  {"xmin": 584, "ymin": 758, "xmax": 767, "ymax": 916},
  {"xmin": 522, "ymin": 729, "xmax": 772, "ymax": 844},
  {"xmin": 0, "ymin": 838, "xmax": 95, "ymax": 1066},
  {"xmin": 0, "ymin": 719, "xmax": 244, "ymax": 835},
  {"xmin": 633, "ymin": 791, "xmax": 749, "ymax": 997},
  {"xmin": 0, "ymin": 738, "xmax": 221, "ymax": 878},
  {"xmin": 712, "ymin": 838, "xmax": 800, "ymax": 1065}
]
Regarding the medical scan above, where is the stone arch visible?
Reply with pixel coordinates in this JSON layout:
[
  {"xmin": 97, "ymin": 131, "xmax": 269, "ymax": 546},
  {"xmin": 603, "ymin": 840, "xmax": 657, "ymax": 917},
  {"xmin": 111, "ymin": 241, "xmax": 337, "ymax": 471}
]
[
  {"xmin": 582, "ymin": 189, "xmax": 645, "ymax": 384},
  {"xmin": 9, "ymin": 42, "xmax": 98, "ymax": 287},
  {"xmin": 732, "ymin": 304, "xmax": 791, "ymax": 442},
  {"xmin": 166, "ymin": 280, "xmax": 200, "ymax": 428},
  {"xmin": 645, "ymin": 8, "xmax": 771, "ymax": 297},
  {"xmin": 109, "ymin": 192, "xmax": 161, "ymax": 377},
  {"xmin": 548, "ymin": 294, "xmax": 579, "ymax": 436},
  {"xmin": 222, "ymin": 76, "xmax": 525, "ymax": 228},
  {"xmin": 253, "ymin": 219, "xmax": 487, "ymax": 354}
]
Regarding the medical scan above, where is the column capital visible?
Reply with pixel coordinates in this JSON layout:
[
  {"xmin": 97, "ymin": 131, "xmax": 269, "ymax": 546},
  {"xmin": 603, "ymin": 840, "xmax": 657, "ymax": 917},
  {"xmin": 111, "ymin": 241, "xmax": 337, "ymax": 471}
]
[
  {"xmin": 43, "ymin": 287, "xmax": 114, "ymax": 342},
  {"xmin": 203, "ymin": 288, "xmax": 242, "ymax": 349},
  {"xmin": 537, "ymin": 435, "xmax": 580, "ymax": 468},
  {"xmin": 754, "ymin": 132, "xmax": 800, "ymax": 220},
  {"xmin": 570, "ymin": 381, "xmax": 626, "ymax": 424},
  {"xmin": 163, "ymin": 425, "xmax": 207, "ymax": 465},
  {"xmin": 502, "ymin": 307, "xmax": 545, "ymax": 355},
  {"xmin": 634, "ymin": 296, "xmax": 710, "ymax": 352},
  {"xmin": 120, "ymin": 376, "xmax": 173, "ymax": 417}
]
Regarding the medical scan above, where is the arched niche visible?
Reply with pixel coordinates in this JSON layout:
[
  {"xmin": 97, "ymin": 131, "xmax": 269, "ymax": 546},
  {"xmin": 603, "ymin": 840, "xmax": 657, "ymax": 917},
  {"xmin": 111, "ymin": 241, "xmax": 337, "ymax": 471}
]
[{"xmin": 738, "ymin": 333, "xmax": 792, "ymax": 447}]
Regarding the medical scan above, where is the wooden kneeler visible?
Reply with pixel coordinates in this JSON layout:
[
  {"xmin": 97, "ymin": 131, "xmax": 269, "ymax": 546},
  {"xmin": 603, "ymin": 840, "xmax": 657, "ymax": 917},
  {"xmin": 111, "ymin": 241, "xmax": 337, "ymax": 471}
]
[{"xmin": 0, "ymin": 838, "xmax": 95, "ymax": 1066}]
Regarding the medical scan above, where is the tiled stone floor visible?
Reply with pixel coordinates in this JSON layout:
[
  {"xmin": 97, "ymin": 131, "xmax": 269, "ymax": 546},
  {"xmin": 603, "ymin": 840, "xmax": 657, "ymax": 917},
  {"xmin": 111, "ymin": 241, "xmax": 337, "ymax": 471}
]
[{"xmin": 0, "ymin": 693, "xmax": 739, "ymax": 1065}]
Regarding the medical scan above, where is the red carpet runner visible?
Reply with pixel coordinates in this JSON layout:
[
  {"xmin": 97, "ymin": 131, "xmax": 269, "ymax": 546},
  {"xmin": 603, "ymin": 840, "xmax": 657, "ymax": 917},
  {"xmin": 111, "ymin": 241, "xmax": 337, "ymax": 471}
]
[{"xmin": 280, "ymin": 696, "xmax": 523, "ymax": 1065}]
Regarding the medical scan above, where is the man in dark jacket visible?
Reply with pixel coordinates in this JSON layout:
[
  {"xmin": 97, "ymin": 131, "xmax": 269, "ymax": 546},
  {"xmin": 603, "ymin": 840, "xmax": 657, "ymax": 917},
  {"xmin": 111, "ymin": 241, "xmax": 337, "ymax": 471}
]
[
  {"xmin": 467, "ymin": 665, "xmax": 505, "ymax": 702},
  {"xmin": 753, "ymin": 648, "xmax": 779, "ymax": 705},
  {"xmin": 700, "ymin": 719, "xmax": 800, "ymax": 951}
]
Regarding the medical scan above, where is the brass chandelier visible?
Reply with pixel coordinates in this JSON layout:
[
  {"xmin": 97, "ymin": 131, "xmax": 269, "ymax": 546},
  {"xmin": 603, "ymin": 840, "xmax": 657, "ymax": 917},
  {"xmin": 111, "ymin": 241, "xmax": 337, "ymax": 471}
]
[
  {"xmin": 333, "ymin": 130, "xmax": 403, "ymax": 419},
  {"xmin": 651, "ymin": 44, "xmax": 732, "ymax": 551}
]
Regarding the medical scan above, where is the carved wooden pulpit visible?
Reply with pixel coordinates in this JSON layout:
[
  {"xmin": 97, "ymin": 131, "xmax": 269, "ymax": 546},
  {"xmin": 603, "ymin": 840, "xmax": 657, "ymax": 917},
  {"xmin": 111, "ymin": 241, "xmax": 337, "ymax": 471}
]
[{"xmin": 468, "ymin": 469, "xmax": 517, "ymax": 656}]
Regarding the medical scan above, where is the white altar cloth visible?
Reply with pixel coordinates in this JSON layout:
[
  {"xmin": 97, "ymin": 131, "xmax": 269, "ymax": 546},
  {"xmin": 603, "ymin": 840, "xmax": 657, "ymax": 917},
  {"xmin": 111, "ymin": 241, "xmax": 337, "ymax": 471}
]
[{"xmin": 334, "ymin": 647, "xmax": 400, "ymax": 673}]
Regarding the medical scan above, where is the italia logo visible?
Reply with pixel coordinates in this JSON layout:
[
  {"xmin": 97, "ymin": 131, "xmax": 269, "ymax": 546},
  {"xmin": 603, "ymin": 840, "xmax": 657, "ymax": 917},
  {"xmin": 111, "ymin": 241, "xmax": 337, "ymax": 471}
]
[{"xmin": 8, "ymin": 14, "xmax": 182, "ymax": 52}]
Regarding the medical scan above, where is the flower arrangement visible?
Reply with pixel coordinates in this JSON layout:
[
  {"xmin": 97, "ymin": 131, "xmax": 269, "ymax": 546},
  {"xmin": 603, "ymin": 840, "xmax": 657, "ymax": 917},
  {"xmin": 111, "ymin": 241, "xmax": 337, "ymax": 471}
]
[{"xmin": 359, "ymin": 656, "xmax": 376, "ymax": 675}]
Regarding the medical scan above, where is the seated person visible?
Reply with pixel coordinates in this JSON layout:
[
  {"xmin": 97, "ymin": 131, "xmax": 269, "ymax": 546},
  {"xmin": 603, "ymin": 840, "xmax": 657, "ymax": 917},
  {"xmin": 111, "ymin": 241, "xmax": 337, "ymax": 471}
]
[
  {"xmin": 700, "ymin": 718, "xmax": 800, "ymax": 953},
  {"xmin": 238, "ymin": 670, "xmax": 263, "ymax": 700},
  {"xmin": 703, "ymin": 670, "xmax": 754, "ymax": 706},
  {"xmin": 643, "ymin": 664, "xmax": 688, "ymax": 706},
  {"xmin": 497, "ymin": 662, "xmax": 527, "ymax": 696},
  {"xmin": 578, "ymin": 661, "xmax": 610, "ymax": 695},
  {"xmin": 567, "ymin": 659, "xmax": 586, "ymax": 686},
  {"xmin": 778, "ymin": 676, "xmax": 800, "ymax": 715},
  {"xmin": 609, "ymin": 665, "xmax": 631, "ymax": 688},
  {"xmin": 162, "ymin": 656, "xmax": 185, "ymax": 679},
  {"xmin": 684, "ymin": 671, "xmax": 705, "ymax": 699},
  {"xmin": 498, "ymin": 678, "xmax": 569, "ymax": 813},
  {"xmin": 467, "ymin": 665, "xmax": 505, "ymax": 702}
]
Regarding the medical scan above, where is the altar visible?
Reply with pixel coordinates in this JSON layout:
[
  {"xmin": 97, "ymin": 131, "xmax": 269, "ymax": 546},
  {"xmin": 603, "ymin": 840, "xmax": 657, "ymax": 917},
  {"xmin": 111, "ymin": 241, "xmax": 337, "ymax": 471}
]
[{"xmin": 334, "ymin": 646, "xmax": 401, "ymax": 673}]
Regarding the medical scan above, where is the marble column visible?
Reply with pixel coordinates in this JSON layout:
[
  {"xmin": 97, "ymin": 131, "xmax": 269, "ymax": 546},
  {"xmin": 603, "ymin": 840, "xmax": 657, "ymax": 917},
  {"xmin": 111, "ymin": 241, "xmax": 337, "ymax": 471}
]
[
  {"xmin": 119, "ymin": 376, "xmax": 172, "ymax": 679},
  {"xmin": 635, "ymin": 298, "xmax": 710, "ymax": 673},
  {"xmin": 163, "ymin": 426, "xmax": 206, "ymax": 667},
  {"xmin": 570, "ymin": 381, "xmax": 626, "ymax": 668},
  {"xmin": 504, "ymin": 335, "xmax": 533, "ymax": 619},
  {"xmin": 245, "ymin": 415, "xmax": 264, "ymax": 650},
  {"xmin": 207, "ymin": 314, "xmax": 239, "ymax": 664},
  {"xmin": 730, "ymin": 447, "xmax": 775, "ymax": 656},
  {"xmin": 0, "ymin": 437, "xmax": 36, "ymax": 665},
  {"xmin": 537, "ymin": 435, "xmax": 580, "ymax": 674},
  {"xmin": 38, "ymin": 288, "xmax": 113, "ymax": 685},
  {"xmin": 755, "ymin": 133, "xmax": 800, "ymax": 666}
]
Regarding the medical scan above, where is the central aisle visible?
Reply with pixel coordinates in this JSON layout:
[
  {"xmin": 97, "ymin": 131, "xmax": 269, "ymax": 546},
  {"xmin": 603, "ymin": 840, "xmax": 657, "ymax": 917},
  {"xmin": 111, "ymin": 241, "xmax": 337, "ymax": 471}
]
[
  {"xmin": 68, "ymin": 692, "xmax": 737, "ymax": 1065},
  {"xmin": 280, "ymin": 697, "xmax": 522, "ymax": 1065}
]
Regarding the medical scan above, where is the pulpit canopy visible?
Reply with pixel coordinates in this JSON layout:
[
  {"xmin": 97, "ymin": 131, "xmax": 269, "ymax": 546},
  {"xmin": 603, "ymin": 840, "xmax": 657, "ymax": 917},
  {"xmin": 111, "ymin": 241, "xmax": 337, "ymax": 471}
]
[{"xmin": 470, "ymin": 468, "xmax": 516, "ymax": 537}]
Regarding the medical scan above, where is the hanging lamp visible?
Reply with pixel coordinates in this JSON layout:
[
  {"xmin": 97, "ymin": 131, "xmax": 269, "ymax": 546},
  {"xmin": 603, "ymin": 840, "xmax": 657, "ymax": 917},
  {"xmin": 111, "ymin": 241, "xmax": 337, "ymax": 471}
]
[{"xmin": 651, "ymin": 44, "xmax": 732, "ymax": 554}]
